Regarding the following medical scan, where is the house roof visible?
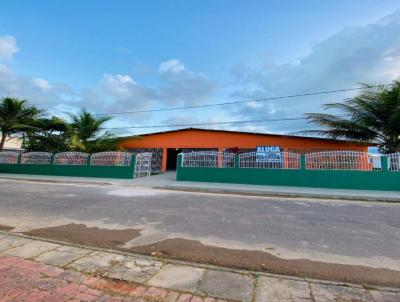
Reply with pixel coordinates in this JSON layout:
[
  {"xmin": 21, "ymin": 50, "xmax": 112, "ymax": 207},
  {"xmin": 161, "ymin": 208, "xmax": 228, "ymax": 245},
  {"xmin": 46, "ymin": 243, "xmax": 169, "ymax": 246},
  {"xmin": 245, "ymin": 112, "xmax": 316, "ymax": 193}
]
[{"xmin": 120, "ymin": 127, "xmax": 373, "ymax": 146}]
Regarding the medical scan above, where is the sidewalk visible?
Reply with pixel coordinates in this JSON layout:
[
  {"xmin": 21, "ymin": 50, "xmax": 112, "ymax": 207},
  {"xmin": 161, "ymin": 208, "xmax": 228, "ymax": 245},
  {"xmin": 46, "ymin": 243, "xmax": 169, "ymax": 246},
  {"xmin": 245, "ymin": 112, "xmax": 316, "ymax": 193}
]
[
  {"xmin": 0, "ymin": 232, "xmax": 399, "ymax": 302},
  {"xmin": 0, "ymin": 172, "xmax": 400, "ymax": 202}
]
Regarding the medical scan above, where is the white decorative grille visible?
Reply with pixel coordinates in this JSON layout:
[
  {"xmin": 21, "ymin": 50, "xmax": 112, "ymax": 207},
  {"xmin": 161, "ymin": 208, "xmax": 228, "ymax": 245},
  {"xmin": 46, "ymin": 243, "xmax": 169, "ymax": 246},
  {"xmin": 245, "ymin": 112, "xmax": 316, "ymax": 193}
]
[
  {"xmin": 0, "ymin": 151, "xmax": 19, "ymax": 164},
  {"xmin": 20, "ymin": 152, "xmax": 52, "ymax": 165},
  {"xmin": 305, "ymin": 150, "xmax": 376, "ymax": 170},
  {"xmin": 182, "ymin": 151, "xmax": 235, "ymax": 168},
  {"xmin": 128, "ymin": 148, "xmax": 163, "ymax": 173},
  {"xmin": 53, "ymin": 152, "xmax": 89, "ymax": 165},
  {"xmin": 90, "ymin": 151, "xmax": 132, "ymax": 166},
  {"xmin": 387, "ymin": 153, "xmax": 400, "ymax": 171},
  {"xmin": 239, "ymin": 151, "xmax": 300, "ymax": 169},
  {"xmin": 134, "ymin": 152, "xmax": 153, "ymax": 178}
]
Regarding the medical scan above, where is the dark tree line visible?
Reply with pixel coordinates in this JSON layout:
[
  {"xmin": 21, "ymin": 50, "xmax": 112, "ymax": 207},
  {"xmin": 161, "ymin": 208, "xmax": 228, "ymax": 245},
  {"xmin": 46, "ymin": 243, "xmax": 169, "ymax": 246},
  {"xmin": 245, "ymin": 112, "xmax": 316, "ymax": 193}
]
[{"xmin": 0, "ymin": 97, "xmax": 119, "ymax": 153}]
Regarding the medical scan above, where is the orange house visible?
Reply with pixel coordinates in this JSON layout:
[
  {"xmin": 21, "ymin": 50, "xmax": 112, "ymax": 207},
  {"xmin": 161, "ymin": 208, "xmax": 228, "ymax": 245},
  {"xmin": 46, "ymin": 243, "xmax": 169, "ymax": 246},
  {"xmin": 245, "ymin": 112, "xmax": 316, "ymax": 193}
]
[{"xmin": 119, "ymin": 128, "xmax": 370, "ymax": 173}]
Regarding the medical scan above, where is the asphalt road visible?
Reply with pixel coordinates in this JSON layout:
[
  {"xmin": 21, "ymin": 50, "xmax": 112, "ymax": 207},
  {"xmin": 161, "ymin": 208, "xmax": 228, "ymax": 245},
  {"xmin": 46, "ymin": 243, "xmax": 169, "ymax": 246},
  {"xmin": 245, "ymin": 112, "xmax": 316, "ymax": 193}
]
[{"xmin": 0, "ymin": 178, "xmax": 399, "ymax": 274}]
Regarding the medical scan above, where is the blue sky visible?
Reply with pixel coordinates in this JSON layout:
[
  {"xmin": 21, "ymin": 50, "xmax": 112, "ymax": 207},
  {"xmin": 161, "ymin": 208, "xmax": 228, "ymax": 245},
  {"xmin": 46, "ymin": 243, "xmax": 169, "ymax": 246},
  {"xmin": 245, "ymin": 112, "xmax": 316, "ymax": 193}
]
[{"xmin": 0, "ymin": 1, "xmax": 400, "ymax": 135}]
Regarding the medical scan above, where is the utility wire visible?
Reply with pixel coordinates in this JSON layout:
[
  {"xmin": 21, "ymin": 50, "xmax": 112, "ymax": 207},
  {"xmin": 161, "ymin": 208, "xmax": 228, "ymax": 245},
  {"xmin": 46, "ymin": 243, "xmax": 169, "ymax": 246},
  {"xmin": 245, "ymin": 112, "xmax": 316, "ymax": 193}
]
[
  {"xmin": 106, "ymin": 116, "xmax": 322, "ymax": 130},
  {"xmin": 95, "ymin": 84, "xmax": 391, "ymax": 116}
]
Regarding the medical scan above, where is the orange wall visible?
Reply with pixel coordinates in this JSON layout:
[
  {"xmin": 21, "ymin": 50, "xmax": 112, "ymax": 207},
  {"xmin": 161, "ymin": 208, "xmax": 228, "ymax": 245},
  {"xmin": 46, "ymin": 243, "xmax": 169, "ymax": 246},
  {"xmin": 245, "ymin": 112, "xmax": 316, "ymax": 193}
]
[{"xmin": 120, "ymin": 129, "xmax": 368, "ymax": 152}]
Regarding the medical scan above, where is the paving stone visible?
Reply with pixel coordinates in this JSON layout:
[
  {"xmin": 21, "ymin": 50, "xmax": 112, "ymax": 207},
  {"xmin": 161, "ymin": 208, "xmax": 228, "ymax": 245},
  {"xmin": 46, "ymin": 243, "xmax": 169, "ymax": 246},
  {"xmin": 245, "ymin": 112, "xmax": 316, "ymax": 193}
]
[
  {"xmin": 164, "ymin": 291, "xmax": 180, "ymax": 302},
  {"xmin": 197, "ymin": 270, "xmax": 254, "ymax": 302},
  {"xmin": 254, "ymin": 276, "xmax": 312, "ymax": 301},
  {"xmin": 311, "ymin": 283, "xmax": 374, "ymax": 302},
  {"xmin": 68, "ymin": 251, "xmax": 126, "ymax": 274},
  {"xmin": 144, "ymin": 286, "xmax": 169, "ymax": 298},
  {"xmin": 0, "ymin": 235, "xmax": 33, "ymax": 251},
  {"xmin": 4, "ymin": 240, "xmax": 61, "ymax": 258},
  {"xmin": 106, "ymin": 256, "xmax": 163, "ymax": 283},
  {"xmin": 34, "ymin": 245, "xmax": 92, "ymax": 267},
  {"xmin": 0, "ymin": 254, "xmax": 169, "ymax": 302},
  {"xmin": 370, "ymin": 290, "xmax": 400, "ymax": 302},
  {"xmin": 176, "ymin": 293, "xmax": 193, "ymax": 302},
  {"xmin": 148, "ymin": 264, "xmax": 205, "ymax": 293}
]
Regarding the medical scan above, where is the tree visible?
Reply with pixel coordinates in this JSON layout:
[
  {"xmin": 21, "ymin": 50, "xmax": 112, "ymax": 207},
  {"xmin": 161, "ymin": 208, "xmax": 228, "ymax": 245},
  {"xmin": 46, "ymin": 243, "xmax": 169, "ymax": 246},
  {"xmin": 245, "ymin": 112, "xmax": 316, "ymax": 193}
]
[
  {"xmin": 305, "ymin": 81, "xmax": 400, "ymax": 154},
  {"xmin": 23, "ymin": 116, "xmax": 70, "ymax": 152},
  {"xmin": 0, "ymin": 97, "xmax": 40, "ymax": 151},
  {"xmin": 69, "ymin": 109, "xmax": 116, "ymax": 152}
]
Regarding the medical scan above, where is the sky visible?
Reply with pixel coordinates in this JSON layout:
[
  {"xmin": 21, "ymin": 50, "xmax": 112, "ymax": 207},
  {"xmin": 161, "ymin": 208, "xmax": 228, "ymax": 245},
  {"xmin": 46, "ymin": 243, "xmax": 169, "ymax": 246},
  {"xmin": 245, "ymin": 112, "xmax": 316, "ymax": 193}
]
[{"xmin": 0, "ymin": 0, "xmax": 400, "ymax": 136}]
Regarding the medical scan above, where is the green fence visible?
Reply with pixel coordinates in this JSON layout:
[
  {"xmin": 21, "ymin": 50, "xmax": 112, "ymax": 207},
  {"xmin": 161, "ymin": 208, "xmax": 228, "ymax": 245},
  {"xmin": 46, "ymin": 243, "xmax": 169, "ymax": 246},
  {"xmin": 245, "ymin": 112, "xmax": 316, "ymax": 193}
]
[
  {"xmin": 0, "ymin": 152, "xmax": 137, "ymax": 179},
  {"xmin": 176, "ymin": 154, "xmax": 400, "ymax": 191}
]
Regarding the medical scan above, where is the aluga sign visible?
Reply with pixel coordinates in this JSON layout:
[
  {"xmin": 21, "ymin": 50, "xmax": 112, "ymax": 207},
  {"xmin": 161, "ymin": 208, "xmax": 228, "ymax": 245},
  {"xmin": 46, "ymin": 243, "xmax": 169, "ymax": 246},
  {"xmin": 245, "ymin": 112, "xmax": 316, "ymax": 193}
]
[{"xmin": 256, "ymin": 146, "xmax": 282, "ymax": 162}]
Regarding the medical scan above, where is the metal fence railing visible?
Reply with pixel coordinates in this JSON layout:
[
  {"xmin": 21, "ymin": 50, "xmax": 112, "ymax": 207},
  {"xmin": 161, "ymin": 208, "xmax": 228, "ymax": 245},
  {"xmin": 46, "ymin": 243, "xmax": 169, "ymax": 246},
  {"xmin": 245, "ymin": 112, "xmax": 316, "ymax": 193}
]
[
  {"xmin": 0, "ymin": 151, "xmax": 139, "ymax": 167},
  {"xmin": 305, "ymin": 150, "xmax": 377, "ymax": 171},
  {"xmin": 20, "ymin": 152, "xmax": 52, "ymax": 165},
  {"xmin": 182, "ymin": 151, "xmax": 235, "ymax": 168},
  {"xmin": 53, "ymin": 152, "xmax": 89, "ymax": 165},
  {"xmin": 0, "ymin": 151, "xmax": 20, "ymax": 164},
  {"xmin": 387, "ymin": 153, "xmax": 400, "ymax": 171},
  {"xmin": 134, "ymin": 152, "xmax": 153, "ymax": 178},
  {"xmin": 239, "ymin": 151, "xmax": 301, "ymax": 169},
  {"xmin": 90, "ymin": 151, "xmax": 132, "ymax": 166},
  {"xmin": 179, "ymin": 150, "xmax": 392, "ymax": 171}
]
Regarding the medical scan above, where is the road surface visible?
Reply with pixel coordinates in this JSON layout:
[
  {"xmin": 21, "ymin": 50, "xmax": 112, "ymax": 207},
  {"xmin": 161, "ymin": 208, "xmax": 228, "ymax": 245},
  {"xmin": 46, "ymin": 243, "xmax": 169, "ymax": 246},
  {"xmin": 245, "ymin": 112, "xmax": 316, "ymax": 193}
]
[{"xmin": 0, "ymin": 178, "xmax": 399, "ymax": 286}]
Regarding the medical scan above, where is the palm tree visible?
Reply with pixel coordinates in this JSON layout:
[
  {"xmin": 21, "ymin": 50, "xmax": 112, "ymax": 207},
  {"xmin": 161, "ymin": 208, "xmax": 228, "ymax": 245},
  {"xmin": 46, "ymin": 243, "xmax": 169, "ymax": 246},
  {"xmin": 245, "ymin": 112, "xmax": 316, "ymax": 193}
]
[
  {"xmin": 305, "ymin": 81, "xmax": 400, "ymax": 154},
  {"xmin": 69, "ymin": 109, "xmax": 113, "ymax": 152},
  {"xmin": 23, "ymin": 116, "xmax": 70, "ymax": 152},
  {"xmin": 0, "ymin": 97, "xmax": 40, "ymax": 151}
]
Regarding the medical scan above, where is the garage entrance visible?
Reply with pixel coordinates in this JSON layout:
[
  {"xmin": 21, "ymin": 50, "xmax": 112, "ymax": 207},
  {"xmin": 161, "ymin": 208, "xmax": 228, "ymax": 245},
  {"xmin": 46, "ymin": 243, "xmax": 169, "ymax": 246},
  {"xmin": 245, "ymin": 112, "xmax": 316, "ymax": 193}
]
[{"xmin": 166, "ymin": 148, "xmax": 182, "ymax": 170}]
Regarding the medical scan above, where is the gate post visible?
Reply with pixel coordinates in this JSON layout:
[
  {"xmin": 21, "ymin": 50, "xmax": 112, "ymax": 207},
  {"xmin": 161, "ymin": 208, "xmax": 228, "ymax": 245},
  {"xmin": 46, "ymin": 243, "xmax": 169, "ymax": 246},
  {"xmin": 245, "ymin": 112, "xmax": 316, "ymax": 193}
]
[
  {"xmin": 130, "ymin": 154, "xmax": 137, "ymax": 167},
  {"xmin": 381, "ymin": 156, "xmax": 388, "ymax": 172},
  {"xmin": 177, "ymin": 153, "xmax": 182, "ymax": 168},
  {"xmin": 86, "ymin": 154, "xmax": 92, "ymax": 166},
  {"xmin": 50, "ymin": 153, "xmax": 55, "ymax": 165},
  {"xmin": 132, "ymin": 154, "xmax": 137, "ymax": 178},
  {"xmin": 176, "ymin": 153, "xmax": 183, "ymax": 180},
  {"xmin": 234, "ymin": 154, "xmax": 240, "ymax": 169},
  {"xmin": 217, "ymin": 149, "xmax": 223, "ymax": 167},
  {"xmin": 300, "ymin": 154, "xmax": 306, "ymax": 170}
]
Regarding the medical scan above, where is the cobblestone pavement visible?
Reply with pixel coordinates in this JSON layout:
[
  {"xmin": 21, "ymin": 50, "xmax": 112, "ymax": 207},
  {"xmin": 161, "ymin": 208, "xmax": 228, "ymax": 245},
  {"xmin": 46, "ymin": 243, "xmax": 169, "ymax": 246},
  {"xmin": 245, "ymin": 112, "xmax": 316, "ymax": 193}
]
[{"xmin": 0, "ymin": 232, "xmax": 399, "ymax": 302}]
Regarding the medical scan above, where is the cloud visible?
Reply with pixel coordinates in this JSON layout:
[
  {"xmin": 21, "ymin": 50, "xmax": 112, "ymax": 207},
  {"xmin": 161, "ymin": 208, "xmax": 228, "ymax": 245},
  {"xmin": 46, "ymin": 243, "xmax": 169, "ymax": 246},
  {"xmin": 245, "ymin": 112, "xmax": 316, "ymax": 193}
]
[
  {"xmin": 0, "ymin": 64, "xmax": 9, "ymax": 73},
  {"xmin": 101, "ymin": 74, "xmax": 137, "ymax": 99},
  {"xmin": 0, "ymin": 34, "xmax": 217, "ymax": 127},
  {"xmin": 228, "ymin": 9, "xmax": 400, "ymax": 133},
  {"xmin": 159, "ymin": 114, "xmax": 222, "ymax": 131},
  {"xmin": 158, "ymin": 59, "xmax": 217, "ymax": 106},
  {"xmin": 159, "ymin": 59, "xmax": 185, "ymax": 74},
  {"xmin": 0, "ymin": 59, "xmax": 72, "ymax": 115},
  {"xmin": 82, "ymin": 73, "xmax": 160, "ymax": 122},
  {"xmin": 32, "ymin": 78, "xmax": 52, "ymax": 91},
  {"xmin": 0, "ymin": 36, "xmax": 19, "ymax": 60}
]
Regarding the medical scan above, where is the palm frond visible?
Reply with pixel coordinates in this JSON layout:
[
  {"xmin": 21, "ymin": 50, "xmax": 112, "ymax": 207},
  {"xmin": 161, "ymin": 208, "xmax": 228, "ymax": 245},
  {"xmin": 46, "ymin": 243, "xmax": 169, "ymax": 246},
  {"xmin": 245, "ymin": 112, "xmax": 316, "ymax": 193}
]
[{"xmin": 305, "ymin": 80, "xmax": 400, "ymax": 153}]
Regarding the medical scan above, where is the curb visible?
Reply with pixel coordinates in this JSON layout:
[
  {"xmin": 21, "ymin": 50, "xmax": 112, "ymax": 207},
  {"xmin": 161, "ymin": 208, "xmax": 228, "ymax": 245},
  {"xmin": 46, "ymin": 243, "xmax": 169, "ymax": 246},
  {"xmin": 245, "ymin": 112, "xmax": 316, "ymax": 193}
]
[
  {"xmin": 1, "ymin": 230, "xmax": 400, "ymax": 294},
  {"xmin": 0, "ymin": 176, "xmax": 115, "ymax": 186},
  {"xmin": 1, "ymin": 175, "xmax": 400, "ymax": 203},
  {"xmin": 157, "ymin": 185, "xmax": 400, "ymax": 203}
]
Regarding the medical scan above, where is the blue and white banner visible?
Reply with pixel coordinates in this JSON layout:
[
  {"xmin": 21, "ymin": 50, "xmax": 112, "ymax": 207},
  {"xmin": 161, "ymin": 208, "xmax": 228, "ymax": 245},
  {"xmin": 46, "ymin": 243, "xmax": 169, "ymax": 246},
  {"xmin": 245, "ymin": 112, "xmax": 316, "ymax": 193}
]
[{"xmin": 256, "ymin": 146, "xmax": 282, "ymax": 163}]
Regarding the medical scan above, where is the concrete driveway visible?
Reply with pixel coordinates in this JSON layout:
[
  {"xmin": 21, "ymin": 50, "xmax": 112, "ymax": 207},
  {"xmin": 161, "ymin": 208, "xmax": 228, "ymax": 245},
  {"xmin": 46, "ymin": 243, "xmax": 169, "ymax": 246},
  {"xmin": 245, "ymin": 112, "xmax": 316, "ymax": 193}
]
[{"xmin": 0, "ymin": 178, "xmax": 399, "ymax": 286}]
